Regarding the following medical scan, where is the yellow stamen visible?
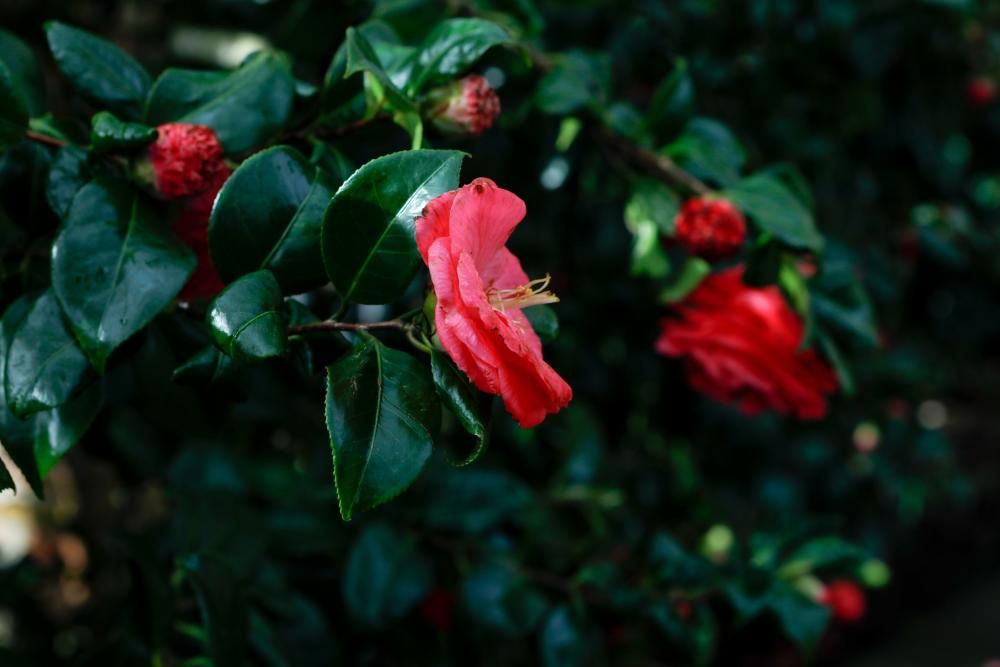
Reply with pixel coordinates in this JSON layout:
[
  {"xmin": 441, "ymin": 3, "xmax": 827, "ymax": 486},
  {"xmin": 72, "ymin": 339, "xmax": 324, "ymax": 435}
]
[{"xmin": 487, "ymin": 273, "xmax": 560, "ymax": 311}]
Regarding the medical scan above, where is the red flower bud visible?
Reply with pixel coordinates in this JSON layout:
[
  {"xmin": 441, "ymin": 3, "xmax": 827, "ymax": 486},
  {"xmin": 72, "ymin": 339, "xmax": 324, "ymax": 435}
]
[
  {"xmin": 419, "ymin": 589, "xmax": 456, "ymax": 632},
  {"xmin": 673, "ymin": 197, "xmax": 747, "ymax": 260},
  {"xmin": 173, "ymin": 168, "xmax": 230, "ymax": 301},
  {"xmin": 819, "ymin": 580, "xmax": 866, "ymax": 623},
  {"xmin": 144, "ymin": 123, "xmax": 227, "ymax": 199},
  {"xmin": 966, "ymin": 77, "xmax": 997, "ymax": 107},
  {"xmin": 428, "ymin": 75, "xmax": 501, "ymax": 136}
]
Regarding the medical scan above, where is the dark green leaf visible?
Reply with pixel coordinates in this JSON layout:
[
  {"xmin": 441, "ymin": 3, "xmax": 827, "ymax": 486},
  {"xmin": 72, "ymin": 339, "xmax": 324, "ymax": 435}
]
[
  {"xmin": 322, "ymin": 149, "xmax": 463, "ymax": 304},
  {"xmin": 524, "ymin": 305, "xmax": 559, "ymax": 343},
  {"xmin": 145, "ymin": 52, "xmax": 295, "ymax": 154},
  {"xmin": 422, "ymin": 468, "xmax": 531, "ymax": 534},
  {"xmin": 44, "ymin": 21, "xmax": 151, "ymax": 119},
  {"xmin": 46, "ymin": 146, "xmax": 90, "ymax": 219},
  {"xmin": 536, "ymin": 50, "xmax": 610, "ymax": 115},
  {"xmin": 540, "ymin": 607, "xmax": 591, "ymax": 667},
  {"xmin": 660, "ymin": 258, "xmax": 711, "ymax": 303},
  {"xmin": 52, "ymin": 178, "xmax": 196, "ymax": 370},
  {"xmin": 624, "ymin": 180, "xmax": 677, "ymax": 278},
  {"xmin": 724, "ymin": 172, "xmax": 825, "ymax": 251},
  {"xmin": 209, "ymin": 146, "xmax": 334, "ymax": 293},
  {"xmin": 342, "ymin": 27, "xmax": 418, "ymax": 137},
  {"xmin": 325, "ymin": 336, "xmax": 438, "ymax": 520},
  {"xmin": 462, "ymin": 563, "xmax": 548, "ymax": 636},
  {"xmin": 430, "ymin": 349, "xmax": 489, "ymax": 463},
  {"xmin": 89, "ymin": 111, "xmax": 157, "ymax": 152},
  {"xmin": 6, "ymin": 290, "xmax": 89, "ymax": 418},
  {"xmin": 172, "ymin": 346, "xmax": 238, "ymax": 387},
  {"xmin": 342, "ymin": 523, "xmax": 433, "ymax": 627},
  {"xmin": 179, "ymin": 554, "xmax": 249, "ymax": 667},
  {"xmin": 666, "ymin": 118, "xmax": 746, "ymax": 187},
  {"xmin": 207, "ymin": 270, "xmax": 288, "ymax": 363},
  {"xmin": 0, "ymin": 28, "xmax": 46, "ymax": 116},
  {"xmin": 0, "ymin": 61, "xmax": 28, "ymax": 153},
  {"xmin": 0, "ymin": 296, "xmax": 39, "ymax": 492},
  {"xmin": 646, "ymin": 59, "xmax": 694, "ymax": 140},
  {"xmin": 34, "ymin": 382, "xmax": 103, "ymax": 478},
  {"xmin": 411, "ymin": 18, "xmax": 512, "ymax": 90},
  {"xmin": 766, "ymin": 584, "xmax": 830, "ymax": 654}
]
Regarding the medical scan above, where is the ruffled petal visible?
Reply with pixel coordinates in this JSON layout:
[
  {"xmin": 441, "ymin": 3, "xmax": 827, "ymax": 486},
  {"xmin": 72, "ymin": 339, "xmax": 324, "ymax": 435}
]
[{"xmin": 448, "ymin": 178, "xmax": 527, "ymax": 273}]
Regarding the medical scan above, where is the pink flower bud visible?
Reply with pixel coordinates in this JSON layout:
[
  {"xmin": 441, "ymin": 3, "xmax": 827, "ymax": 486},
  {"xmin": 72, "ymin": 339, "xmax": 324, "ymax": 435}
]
[{"xmin": 429, "ymin": 75, "xmax": 501, "ymax": 136}]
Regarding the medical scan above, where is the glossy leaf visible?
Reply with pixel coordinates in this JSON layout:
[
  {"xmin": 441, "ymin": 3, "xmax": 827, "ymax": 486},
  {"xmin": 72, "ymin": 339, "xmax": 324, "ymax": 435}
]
[
  {"xmin": 724, "ymin": 172, "xmax": 825, "ymax": 251},
  {"xmin": 322, "ymin": 149, "xmax": 463, "ymax": 304},
  {"xmin": 430, "ymin": 349, "xmax": 488, "ymax": 464},
  {"xmin": 34, "ymin": 382, "xmax": 103, "ymax": 478},
  {"xmin": 343, "ymin": 27, "xmax": 415, "ymax": 115},
  {"xmin": 342, "ymin": 523, "xmax": 433, "ymax": 627},
  {"xmin": 209, "ymin": 146, "xmax": 334, "ymax": 293},
  {"xmin": 0, "ymin": 28, "xmax": 46, "ymax": 116},
  {"xmin": 51, "ymin": 178, "xmax": 196, "ymax": 371},
  {"xmin": 44, "ymin": 21, "xmax": 151, "ymax": 119},
  {"xmin": 646, "ymin": 58, "xmax": 694, "ymax": 140},
  {"xmin": 46, "ymin": 146, "xmax": 90, "ymax": 219},
  {"xmin": 207, "ymin": 270, "xmax": 288, "ymax": 364},
  {"xmin": 422, "ymin": 468, "xmax": 531, "ymax": 534},
  {"xmin": 0, "ymin": 296, "xmax": 39, "ymax": 492},
  {"xmin": 0, "ymin": 60, "xmax": 27, "ymax": 152},
  {"xmin": 536, "ymin": 51, "xmax": 610, "ymax": 115},
  {"xmin": 461, "ymin": 563, "xmax": 548, "ymax": 636},
  {"xmin": 666, "ymin": 118, "xmax": 746, "ymax": 187},
  {"xmin": 172, "ymin": 346, "xmax": 238, "ymax": 387},
  {"xmin": 524, "ymin": 305, "xmax": 559, "ymax": 344},
  {"xmin": 89, "ymin": 110, "xmax": 157, "ymax": 152},
  {"xmin": 325, "ymin": 336, "xmax": 438, "ymax": 520},
  {"xmin": 145, "ymin": 52, "xmax": 295, "ymax": 154},
  {"xmin": 5, "ymin": 290, "xmax": 89, "ymax": 418},
  {"xmin": 410, "ymin": 18, "xmax": 512, "ymax": 90}
]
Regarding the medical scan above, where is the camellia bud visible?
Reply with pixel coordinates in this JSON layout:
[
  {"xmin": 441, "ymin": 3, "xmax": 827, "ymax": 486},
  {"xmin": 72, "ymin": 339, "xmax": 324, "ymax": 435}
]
[
  {"xmin": 136, "ymin": 123, "xmax": 227, "ymax": 199},
  {"xmin": 819, "ymin": 579, "xmax": 866, "ymax": 623},
  {"xmin": 427, "ymin": 74, "xmax": 501, "ymax": 136},
  {"xmin": 673, "ymin": 197, "xmax": 747, "ymax": 260},
  {"xmin": 966, "ymin": 76, "xmax": 997, "ymax": 107}
]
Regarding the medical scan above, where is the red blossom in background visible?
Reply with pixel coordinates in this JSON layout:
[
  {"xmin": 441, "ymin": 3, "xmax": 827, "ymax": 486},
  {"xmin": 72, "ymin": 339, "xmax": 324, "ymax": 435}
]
[
  {"xmin": 173, "ymin": 168, "xmax": 230, "ymax": 300},
  {"xmin": 673, "ymin": 197, "xmax": 747, "ymax": 260},
  {"xmin": 416, "ymin": 178, "xmax": 572, "ymax": 428},
  {"xmin": 966, "ymin": 76, "xmax": 997, "ymax": 107},
  {"xmin": 819, "ymin": 580, "xmax": 867, "ymax": 622},
  {"xmin": 429, "ymin": 74, "xmax": 501, "ymax": 136},
  {"xmin": 147, "ymin": 123, "xmax": 227, "ymax": 199},
  {"xmin": 656, "ymin": 267, "xmax": 837, "ymax": 419}
]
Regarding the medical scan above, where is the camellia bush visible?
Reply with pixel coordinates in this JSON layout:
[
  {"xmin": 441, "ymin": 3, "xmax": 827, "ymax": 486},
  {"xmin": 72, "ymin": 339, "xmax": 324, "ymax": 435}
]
[{"xmin": 0, "ymin": 1, "xmax": 997, "ymax": 665}]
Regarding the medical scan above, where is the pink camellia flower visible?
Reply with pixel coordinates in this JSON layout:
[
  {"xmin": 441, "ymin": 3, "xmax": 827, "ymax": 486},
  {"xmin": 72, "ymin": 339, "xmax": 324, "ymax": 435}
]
[
  {"xmin": 173, "ymin": 168, "xmax": 230, "ymax": 300},
  {"xmin": 819, "ymin": 580, "xmax": 866, "ymax": 623},
  {"xmin": 416, "ymin": 178, "xmax": 572, "ymax": 428},
  {"xmin": 656, "ymin": 266, "xmax": 837, "ymax": 419},
  {"xmin": 673, "ymin": 197, "xmax": 747, "ymax": 260},
  {"xmin": 429, "ymin": 75, "xmax": 501, "ymax": 136},
  {"xmin": 145, "ymin": 123, "xmax": 227, "ymax": 199}
]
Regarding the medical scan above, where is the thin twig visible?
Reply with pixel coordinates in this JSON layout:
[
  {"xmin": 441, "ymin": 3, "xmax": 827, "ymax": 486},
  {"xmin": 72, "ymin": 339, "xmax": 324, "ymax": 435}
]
[
  {"xmin": 287, "ymin": 319, "xmax": 407, "ymax": 336},
  {"xmin": 596, "ymin": 127, "xmax": 712, "ymax": 196},
  {"xmin": 25, "ymin": 130, "xmax": 69, "ymax": 148}
]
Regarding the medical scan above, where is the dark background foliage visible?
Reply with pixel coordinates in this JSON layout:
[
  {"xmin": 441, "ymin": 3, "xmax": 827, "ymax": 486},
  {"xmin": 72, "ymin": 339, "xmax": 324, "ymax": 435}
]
[{"xmin": 1, "ymin": 0, "xmax": 999, "ymax": 665}]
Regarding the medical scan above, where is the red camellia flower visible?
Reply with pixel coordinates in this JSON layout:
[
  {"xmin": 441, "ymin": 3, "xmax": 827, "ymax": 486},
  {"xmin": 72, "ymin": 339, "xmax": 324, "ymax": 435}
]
[
  {"xmin": 146, "ymin": 123, "xmax": 227, "ymax": 199},
  {"xmin": 173, "ymin": 168, "xmax": 230, "ymax": 300},
  {"xmin": 416, "ymin": 178, "xmax": 572, "ymax": 428},
  {"xmin": 429, "ymin": 74, "xmax": 501, "ymax": 136},
  {"xmin": 819, "ymin": 580, "xmax": 866, "ymax": 622},
  {"xmin": 673, "ymin": 197, "xmax": 747, "ymax": 260},
  {"xmin": 419, "ymin": 589, "xmax": 456, "ymax": 632},
  {"xmin": 656, "ymin": 267, "xmax": 837, "ymax": 419},
  {"xmin": 966, "ymin": 76, "xmax": 997, "ymax": 107}
]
